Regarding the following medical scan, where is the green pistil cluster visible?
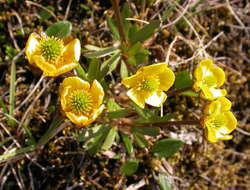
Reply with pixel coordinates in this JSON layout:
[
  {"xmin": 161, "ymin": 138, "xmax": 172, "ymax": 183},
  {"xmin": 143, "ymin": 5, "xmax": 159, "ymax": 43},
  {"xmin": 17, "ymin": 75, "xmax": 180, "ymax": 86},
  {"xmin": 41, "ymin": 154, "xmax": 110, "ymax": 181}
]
[
  {"xmin": 70, "ymin": 90, "xmax": 93, "ymax": 114},
  {"xmin": 40, "ymin": 37, "xmax": 63, "ymax": 61},
  {"xmin": 140, "ymin": 78, "xmax": 159, "ymax": 92},
  {"xmin": 203, "ymin": 75, "xmax": 217, "ymax": 87}
]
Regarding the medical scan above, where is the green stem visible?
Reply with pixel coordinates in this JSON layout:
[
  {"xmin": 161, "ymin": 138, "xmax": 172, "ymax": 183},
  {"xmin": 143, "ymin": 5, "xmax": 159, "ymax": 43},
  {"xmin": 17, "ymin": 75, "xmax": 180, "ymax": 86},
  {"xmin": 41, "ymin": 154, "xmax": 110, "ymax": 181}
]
[
  {"xmin": 111, "ymin": 0, "xmax": 127, "ymax": 45},
  {"xmin": 167, "ymin": 86, "xmax": 193, "ymax": 97},
  {"xmin": 8, "ymin": 54, "xmax": 17, "ymax": 126},
  {"xmin": 155, "ymin": 120, "xmax": 201, "ymax": 127}
]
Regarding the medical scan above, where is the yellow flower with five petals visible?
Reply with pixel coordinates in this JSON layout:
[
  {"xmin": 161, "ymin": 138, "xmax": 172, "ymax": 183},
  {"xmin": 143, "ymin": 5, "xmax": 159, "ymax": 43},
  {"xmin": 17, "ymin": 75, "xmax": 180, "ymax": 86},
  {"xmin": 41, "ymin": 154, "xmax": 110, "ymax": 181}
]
[
  {"xmin": 121, "ymin": 63, "xmax": 175, "ymax": 108},
  {"xmin": 193, "ymin": 59, "xmax": 227, "ymax": 100},
  {"xmin": 60, "ymin": 77, "xmax": 105, "ymax": 127},
  {"xmin": 25, "ymin": 33, "xmax": 81, "ymax": 77},
  {"xmin": 203, "ymin": 97, "xmax": 237, "ymax": 143}
]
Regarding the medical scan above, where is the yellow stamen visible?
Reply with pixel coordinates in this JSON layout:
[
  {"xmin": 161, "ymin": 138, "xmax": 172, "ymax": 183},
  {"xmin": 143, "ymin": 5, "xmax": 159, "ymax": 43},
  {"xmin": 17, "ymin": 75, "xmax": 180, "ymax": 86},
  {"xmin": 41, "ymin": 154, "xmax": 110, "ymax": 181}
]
[{"xmin": 140, "ymin": 77, "xmax": 160, "ymax": 92}]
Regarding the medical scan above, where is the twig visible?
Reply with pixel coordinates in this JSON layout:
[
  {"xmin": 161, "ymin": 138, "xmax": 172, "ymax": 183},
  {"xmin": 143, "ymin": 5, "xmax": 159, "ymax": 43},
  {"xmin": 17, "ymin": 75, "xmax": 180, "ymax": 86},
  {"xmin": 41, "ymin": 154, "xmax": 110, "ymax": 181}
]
[
  {"xmin": 12, "ymin": 9, "xmax": 24, "ymax": 35},
  {"xmin": 17, "ymin": 78, "xmax": 52, "ymax": 132},
  {"xmin": 226, "ymin": 0, "xmax": 249, "ymax": 38},
  {"xmin": 161, "ymin": 0, "xmax": 190, "ymax": 29},
  {"xmin": 236, "ymin": 128, "xmax": 250, "ymax": 136},
  {"xmin": 64, "ymin": 0, "xmax": 73, "ymax": 21},
  {"xmin": 125, "ymin": 18, "xmax": 149, "ymax": 24},
  {"xmin": 25, "ymin": 0, "xmax": 58, "ymax": 21},
  {"xmin": 15, "ymin": 74, "xmax": 46, "ymax": 111},
  {"xmin": 7, "ymin": 22, "xmax": 20, "ymax": 50}
]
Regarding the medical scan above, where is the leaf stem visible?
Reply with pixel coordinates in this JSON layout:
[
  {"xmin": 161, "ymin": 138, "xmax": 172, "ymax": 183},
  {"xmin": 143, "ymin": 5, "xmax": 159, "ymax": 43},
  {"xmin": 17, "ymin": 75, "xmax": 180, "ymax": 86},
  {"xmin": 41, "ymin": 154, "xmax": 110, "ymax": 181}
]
[{"xmin": 111, "ymin": 0, "xmax": 127, "ymax": 45}]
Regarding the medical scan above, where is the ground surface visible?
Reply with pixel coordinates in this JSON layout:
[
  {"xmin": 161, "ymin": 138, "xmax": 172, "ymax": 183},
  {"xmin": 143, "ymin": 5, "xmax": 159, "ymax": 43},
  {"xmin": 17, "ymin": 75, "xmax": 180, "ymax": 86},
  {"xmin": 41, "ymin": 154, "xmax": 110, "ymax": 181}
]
[{"xmin": 0, "ymin": 0, "xmax": 249, "ymax": 190}]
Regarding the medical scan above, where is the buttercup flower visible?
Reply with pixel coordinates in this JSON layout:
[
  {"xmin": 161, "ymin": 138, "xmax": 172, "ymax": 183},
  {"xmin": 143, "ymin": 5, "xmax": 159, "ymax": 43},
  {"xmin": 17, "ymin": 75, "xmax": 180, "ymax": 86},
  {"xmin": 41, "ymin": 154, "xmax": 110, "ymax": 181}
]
[
  {"xmin": 193, "ymin": 59, "xmax": 227, "ymax": 100},
  {"xmin": 203, "ymin": 97, "xmax": 237, "ymax": 143},
  {"xmin": 60, "ymin": 77, "xmax": 105, "ymax": 127},
  {"xmin": 25, "ymin": 33, "xmax": 80, "ymax": 77},
  {"xmin": 121, "ymin": 63, "xmax": 175, "ymax": 108}
]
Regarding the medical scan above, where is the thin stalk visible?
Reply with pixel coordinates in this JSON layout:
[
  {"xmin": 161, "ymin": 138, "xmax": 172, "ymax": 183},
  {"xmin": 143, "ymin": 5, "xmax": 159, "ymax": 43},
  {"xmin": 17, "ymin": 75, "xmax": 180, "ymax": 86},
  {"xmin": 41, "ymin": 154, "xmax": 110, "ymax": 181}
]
[
  {"xmin": 111, "ymin": 0, "xmax": 127, "ymax": 45},
  {"xmin": 8, "ymin": 56, "xmax": 17, "ymax": 126}
]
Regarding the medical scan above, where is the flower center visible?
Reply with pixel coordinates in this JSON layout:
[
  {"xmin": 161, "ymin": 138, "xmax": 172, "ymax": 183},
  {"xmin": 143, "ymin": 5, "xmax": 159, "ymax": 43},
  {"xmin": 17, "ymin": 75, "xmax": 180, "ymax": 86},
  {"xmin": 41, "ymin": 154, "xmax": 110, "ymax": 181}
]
[
  {"xmin": 212, "ymin": 115, "xmax": 226, "ymax": 129},
  {"xmin": 140, "ymin": 78, "xmax": 159, "ymax": 92},
  {"xmin": 69, "ymin": 90, "xmax": 93, "ymax": 114},
  {"xmin": 40, "ymin": 37, "xmax": 63, "ymax": 61},
  {"xmin": 203, "ymin": 76, "xmax": 217, "ymax": 87}
]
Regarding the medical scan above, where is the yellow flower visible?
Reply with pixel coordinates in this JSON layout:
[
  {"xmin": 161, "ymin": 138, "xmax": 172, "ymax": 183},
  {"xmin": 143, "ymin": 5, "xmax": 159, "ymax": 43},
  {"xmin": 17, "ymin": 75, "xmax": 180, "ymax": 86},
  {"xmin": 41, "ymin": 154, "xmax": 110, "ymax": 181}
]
[
  {"xmin": 193, "ymin": 59, "xmax": 227, "ymax": 100},
  {"xmin": 25, "ymin": 33, "xmax": 81, "ymax": 77},
  {"xmin": 203, "ymin": 97, "xmax": 237, "ymax": 143},
  {"xmin": 121, "ymin": 63, "xmax": 175, "ymax": 108},
  {"xmin": 60, "ymin": 76, "xmax": 105, "ymax": 127}
]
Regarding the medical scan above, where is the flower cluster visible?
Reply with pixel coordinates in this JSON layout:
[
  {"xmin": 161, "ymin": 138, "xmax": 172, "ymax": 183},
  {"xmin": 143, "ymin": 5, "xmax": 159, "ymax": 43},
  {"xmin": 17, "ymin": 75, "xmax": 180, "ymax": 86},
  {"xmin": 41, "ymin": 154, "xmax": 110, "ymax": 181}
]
[
  {"xmin": 25, "ymin": 32, "xmax": 104, "ymax": 127},
  {"xmin": 193, "ymin": 59, "xmax": 237, "ymax": 142}
]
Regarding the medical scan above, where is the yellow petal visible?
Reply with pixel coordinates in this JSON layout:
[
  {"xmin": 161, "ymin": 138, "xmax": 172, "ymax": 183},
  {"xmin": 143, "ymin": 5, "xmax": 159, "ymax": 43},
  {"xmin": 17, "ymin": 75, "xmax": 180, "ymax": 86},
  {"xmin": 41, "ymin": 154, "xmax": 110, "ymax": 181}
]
[
  {"xmin": 138, "ymin": 63, "xmax": 168, "ymax": 76},
  {"xmin": 200, "ymin": 86, "xmax": 227, "ymax": 100},
  {"xmin": 61, "ymin": 76, "xmax": 90, "ymax": 91},
  {"xmin": 62, "ymin": 39, "xmax": 81, "ymax": 63},
  {"xmin": 25, "ymin": 33, "xmax": 40, "ymax": 65},
  {"xmin": 217, "ymin": 97, "xmax": 232, "ymax": 111},
  {"xmin": 199, "ymin": 59, "xmax": 213, "ymax": 67},
  {"xmin": 145, "ymin": 91, "xmax": 167, "ymax": 107},
  {"xmin": 65, "ymin": 112, "xmax": 89, "ymax": 127},
  {"xmin": 60, "ymin": 86, "xmax": 71, "ymax": 112},
  {"xmin": 90, "ymin": 80, "xmax": 104, "ymax": 108},
  {"xmin": 211, "ymin": 66, "xmax": 225, "ymax": 87},
  {"xmin": 127, "ymin": 88, "xmax": 145, "ymax": 108},
  {"xmin": 224, "ymin": 111, "xmax": 237, "ymax": 132},
  {"xmin": 85, "ymin": 104, "xmax": 105, "ymax": 126},
  {"xmin": 121, "ymin": 73, "xmax": 143, "ymax": 88},
  {"xmin": 158, "ymin": 67, "xmax": 175, "ymax": 91},
  {"xmin": 53, "ymin": 62, "xmax": 78, "ymax": 77},
  {"xmin": 33, "ymin": 55, "xmax": 57, "ymax": 76}
]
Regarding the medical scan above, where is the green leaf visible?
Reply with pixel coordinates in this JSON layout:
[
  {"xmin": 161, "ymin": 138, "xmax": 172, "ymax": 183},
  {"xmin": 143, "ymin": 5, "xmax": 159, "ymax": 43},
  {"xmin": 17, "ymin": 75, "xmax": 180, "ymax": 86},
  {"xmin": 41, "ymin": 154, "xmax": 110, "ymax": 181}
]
[
  {"xmin": 101, "ymin": 126, "xmax": 118, "ymax": 151},
  {"xmin": 151, "ymin": 138, "xmax": 184, "ymax": 158},
  {"xmin": 133, "ymin": 133, "xmax": 148, "ymax": 148},
  {"xmin": 121, "ymin": 3, "xmax": 132, "ymax": 39},
  {"xmin": 127, "ymin": 43, "xmax": 149, "ymax": 65},
  {"xmin": 120, "ymin": 132, "xmax": 134, "ymax": 155},
  {"xmin": 130, "ymin": 20, "xmax": 160, "ymax": 44},
  {"xmin": 37, "ymin": 117, "xmax": 65, "ymax": 146},
  {"xmin": 84, "ymin": 44, "xmax": 103, "ymax": 51},
  {"xmin": 157, "ymin": 173, "xmax": 172, "ymax": 190},
  {"xmin": 121, "ymin": 159, "xmax": 139, "ymax": 176},
  {"xmin": 99, "ymin": 51, "xmax": 121, "ymax": 79},
  {"xmin": 0, "ymin": 97, "xmax": 8, "ymax": 113},
  {"xmin": 75, "ymin": 63, "xmax": 88, "ymax": 81},
  {"xmin": 181, "ymin": 90, "xmax": 199, "ymax": 97},
  {"xmin": 107, "ymin": 16, "xmax": 120, "ymax": 40},
  {"xmin": 0, "ymin": 145, "xmax": 36, "ymax": 162},
  {"xmin": 39, "ymin": 6, "xmax": 54, "ymax": 20},
  {"xmin": 131, "ymin": 127, "xmax": 160, "ymax": 137},
  {"xmin": 84, "ymin": 46, "xmax": 118, "ymax": 58},
  {"xmin": 84, "ymin": 125, "xmax": 111, "ymax": 155},
  {"xmin": 174, "ymin": 71, "xmax": 193, "ymax": 89},
  {"xmin": 120, "ymin": 61, "xmax": 128, "ymax": 79},
  {"xmin": 107, "ymin": 109, "xmax": 130, "ymax": 119},
  {"xmin": 45, "ymin": 21, "xmax": 72, "ymax": 38},
  {"xmin": 87, "ymin": 59, "xmax": 100, "ymax": 80},
  {"xmin": 107, "ymin": 99, "xmax": 122, "ymax": 112}
]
